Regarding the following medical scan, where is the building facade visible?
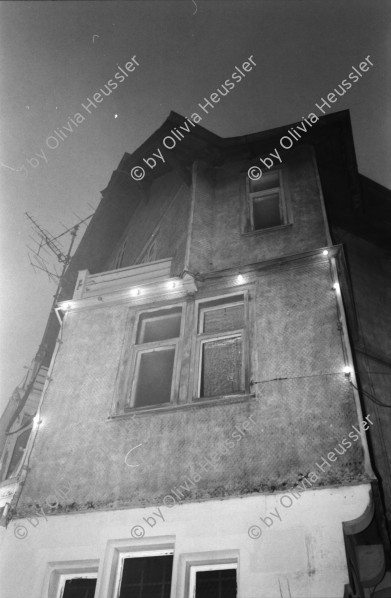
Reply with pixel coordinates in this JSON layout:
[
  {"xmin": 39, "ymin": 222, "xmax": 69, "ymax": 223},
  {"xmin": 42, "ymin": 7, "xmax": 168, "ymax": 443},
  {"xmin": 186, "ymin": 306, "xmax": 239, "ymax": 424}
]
[{"xmin": 0, "ymin": 111, "xmax": 390, "ymax": 597}]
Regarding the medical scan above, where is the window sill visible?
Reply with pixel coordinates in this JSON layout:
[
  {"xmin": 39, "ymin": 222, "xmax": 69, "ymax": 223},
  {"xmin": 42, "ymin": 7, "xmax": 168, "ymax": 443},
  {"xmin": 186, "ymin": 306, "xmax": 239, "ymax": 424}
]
[
  {"xmin": 242, "ymin": 223, "xmax": 293, "ymax": 236},
  {"xmin": 109, "ymin": 393, "xmax": 256, "ymax": 420}
]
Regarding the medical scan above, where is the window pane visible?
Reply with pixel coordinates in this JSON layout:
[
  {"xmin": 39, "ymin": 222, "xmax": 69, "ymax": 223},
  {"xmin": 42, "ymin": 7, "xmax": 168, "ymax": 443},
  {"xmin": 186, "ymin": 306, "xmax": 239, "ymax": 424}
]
[
  {"xmin": 134, "ymin": 348, "xmax": 175, "ymax": 407},
  {"xmin": 6, "ymin": 428, "xmax": 32, "ymax": 478},
  {"xmin": 119, "ymin": 555, "xmax": 173, "ymax": 598},
  {"xmin": 63, "ymin": 578, "xmax": 97, "ymax": 598},
  {"xmin": 253, "ymin": 193, "xmax": 281, "ymax": 229},
  {"xmin": 137, "ymin": 308, "xmax": 181, "ymax": 344},
  {"xmin": 195, "ymin": 569, "xmax": 237, "ymax": 598},
  {"xmin": 200, "ymin": 336, "xmax": 242, "ymax": 397},
  {"xmin": 250, "ymin": 171, "xmax": 279, "ymax": 192},
  {"xmin": 203, "ymin": 304, "xmax": 244, "ymax": 334}
]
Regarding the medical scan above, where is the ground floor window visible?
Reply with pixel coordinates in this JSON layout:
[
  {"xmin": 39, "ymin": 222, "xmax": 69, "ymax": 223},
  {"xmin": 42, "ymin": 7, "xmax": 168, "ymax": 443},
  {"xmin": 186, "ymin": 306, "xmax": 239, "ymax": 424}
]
[
  {"xmin": 61, "ymin": 576, "xmax": 97, "ymax": 598},
  {"xmin": 118, "ymin": 554, "xmax": 173, "ymax": 598},
  {"xmin": 189, "ymin": 563, "xmax": 237, "ymax": 598}
]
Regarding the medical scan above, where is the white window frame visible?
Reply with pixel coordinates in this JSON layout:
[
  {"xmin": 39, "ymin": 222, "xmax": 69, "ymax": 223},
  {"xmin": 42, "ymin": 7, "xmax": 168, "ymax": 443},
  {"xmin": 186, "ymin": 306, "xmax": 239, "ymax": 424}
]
[
  {"xmin": 126, "ymin": 304, "xmax": 184, "ymax": 410},
  {"xmin": 42, "ymin": 560, "xmax": 99, "ymax": 598},
  {"xmin": 56, "ymin": 573, "xmax": 97, "ymax": 598},
  {"xmin": 189, "ymin": 562, "xmax": 238, "ymax": 598},
  {"xmin": 113, "ymin": 548, "xmax": 174, "ymax": 598},
  {"xmin": 247, "ymin": 170, "xmax": 287, "ymax": 231},
  {"xmin": 193, "ymin": 293, "xmax": 249, "ymax": 400}
]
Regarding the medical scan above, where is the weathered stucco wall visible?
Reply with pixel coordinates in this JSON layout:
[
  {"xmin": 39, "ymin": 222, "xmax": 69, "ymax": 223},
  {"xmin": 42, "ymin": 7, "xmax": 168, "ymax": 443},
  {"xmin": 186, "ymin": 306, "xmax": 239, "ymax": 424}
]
[
  {"xmin": 17, "ymin": 258, "xmax": 368, "ymax": 516},
  {"xmin": 189, "ymin": 146, "xmax": 329, "ymax": 274}
]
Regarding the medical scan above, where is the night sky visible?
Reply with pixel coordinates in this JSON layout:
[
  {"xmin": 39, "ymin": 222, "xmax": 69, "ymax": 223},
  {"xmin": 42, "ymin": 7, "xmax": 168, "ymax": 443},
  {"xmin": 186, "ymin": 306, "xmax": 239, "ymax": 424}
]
[{"xmin": 0, "ymin": 0, "xmax": 390, "ymax": 415}]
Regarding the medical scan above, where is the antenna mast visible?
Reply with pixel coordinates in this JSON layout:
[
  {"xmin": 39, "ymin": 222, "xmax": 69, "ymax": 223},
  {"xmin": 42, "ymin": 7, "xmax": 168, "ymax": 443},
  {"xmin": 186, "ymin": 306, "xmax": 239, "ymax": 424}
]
[{"xmin": 25, "ymin": 211, "xmax": 94, "ymax": 305}]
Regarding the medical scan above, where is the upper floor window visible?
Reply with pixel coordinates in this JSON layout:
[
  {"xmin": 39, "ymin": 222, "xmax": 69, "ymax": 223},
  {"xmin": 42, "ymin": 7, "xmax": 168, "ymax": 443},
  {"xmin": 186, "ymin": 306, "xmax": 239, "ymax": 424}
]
[
  {"xmin": 128, "ymin": 306, "xmax": 182, "ymax": 409},
  {"xmin": 114, "ymin": 291, "xmax": 252, "ymax": 415},
  {"xmin": 195, "ymin": 294, "xmax": 247, "ymax": 399},
  {"xmin": 247, "ymin": 170, "xmax": 287, "ymax": 231}
]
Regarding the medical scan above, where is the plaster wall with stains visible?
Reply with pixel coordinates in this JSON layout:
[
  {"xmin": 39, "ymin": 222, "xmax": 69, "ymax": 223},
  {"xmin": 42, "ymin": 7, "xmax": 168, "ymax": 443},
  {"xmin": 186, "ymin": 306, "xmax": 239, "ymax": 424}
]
[{"xmin": 17, "ymin": 145, "xmax": 369, "ymax": 516}]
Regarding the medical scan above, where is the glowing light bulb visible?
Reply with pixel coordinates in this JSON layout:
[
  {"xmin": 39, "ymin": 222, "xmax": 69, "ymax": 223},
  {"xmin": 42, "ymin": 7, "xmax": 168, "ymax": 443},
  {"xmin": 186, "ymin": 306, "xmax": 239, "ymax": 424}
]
[
  {"xmin": 322, "ymin": 249, "xmax": 329, "ymax": 256},
  {"xmin": 343, "ymin": 366, "xmax": 352, "ymax": 375},
  {"xmin": 237, "ymin": 274, "xmax": 244, "ymax": 284},
  {"xmin": 169, "ymin": 281, "xmax": 177, "ymax": 289},
  {"xmin": 33, "ymin": 414, "xmax": 41, "ymax": 426},
  {"xmin": 130, "ymin": 288, "xmax": 140, "ymax": 297},
  {"xmin": 333, "ymin": 283, "xmax": 340, "ymax": 291}
]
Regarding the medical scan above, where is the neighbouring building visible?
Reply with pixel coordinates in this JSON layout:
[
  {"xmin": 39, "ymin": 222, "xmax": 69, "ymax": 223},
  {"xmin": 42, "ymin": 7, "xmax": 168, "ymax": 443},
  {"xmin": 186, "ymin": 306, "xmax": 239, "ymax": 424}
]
[{"xmin": 0, "ymin": 110, "xmax": 390, "ymax": 598}]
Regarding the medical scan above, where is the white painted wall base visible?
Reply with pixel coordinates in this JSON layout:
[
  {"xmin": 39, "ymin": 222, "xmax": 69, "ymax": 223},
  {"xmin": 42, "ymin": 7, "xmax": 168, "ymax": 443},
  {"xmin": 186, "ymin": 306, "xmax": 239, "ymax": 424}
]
[{"xmin": 0, "ymin": 484, "xmax": 371, "ymax": 598}]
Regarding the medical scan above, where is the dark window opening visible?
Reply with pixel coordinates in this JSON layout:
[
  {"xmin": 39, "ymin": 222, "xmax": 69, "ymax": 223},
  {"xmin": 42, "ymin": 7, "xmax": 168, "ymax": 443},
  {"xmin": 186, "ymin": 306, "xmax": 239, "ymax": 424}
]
[
  {"xmin": 252, "ymin": 193, "xmax": 282, "ymax": 230},
  {"xmin": 62, "ymin": 578, "xmax": 97, "ymax": 598},
  {"xmin": 195, "ymin": 568, "xmax": 237, "ymax": 598},
  {"xmin": 134, "ymin": 348, "xmax": 175, "ymax": 407},
  {"xmin": 131, "ymin": 306, "xmax": 181, "ymax": 408},
  {"xmin": 119, "ymin": 555, "xmax": 173, "ymax": 598},
  {"xmin": 248, "ymin": 170, "xmax": 283, "ymax": 231}
]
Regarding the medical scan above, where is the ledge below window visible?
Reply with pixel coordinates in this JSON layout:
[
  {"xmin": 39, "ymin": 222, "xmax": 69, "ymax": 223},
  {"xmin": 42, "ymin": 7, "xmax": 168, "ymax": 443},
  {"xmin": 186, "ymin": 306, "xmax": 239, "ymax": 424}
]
[
  {"xmin": 242, "ymin": 223, "xmax": 293, "ymax": 236},
  {"xmin": 109, "ymin": 393, "xmax": 256, "ymax": 420}
]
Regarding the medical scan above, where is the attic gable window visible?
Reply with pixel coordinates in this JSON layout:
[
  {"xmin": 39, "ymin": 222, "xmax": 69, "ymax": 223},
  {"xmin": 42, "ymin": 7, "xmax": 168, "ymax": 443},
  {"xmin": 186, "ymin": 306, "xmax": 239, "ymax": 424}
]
[
  {"xmin": 194, "ymin": 294, "xmax": 248, "ymax": 399},
  {"xmin": 247, "ymin": 170, "xmax": 287, "ymax": 231},
  {"xmin": 128, "ymin": 306, "xmax": 182, "ymax": 409}
]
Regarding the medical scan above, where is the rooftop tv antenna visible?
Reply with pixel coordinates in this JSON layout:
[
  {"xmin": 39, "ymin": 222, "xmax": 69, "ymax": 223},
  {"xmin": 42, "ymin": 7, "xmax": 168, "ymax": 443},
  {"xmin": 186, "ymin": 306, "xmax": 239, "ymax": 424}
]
[{"xmin": 25, "ymin": 209, "xmax": 95, "ymax": 304}]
